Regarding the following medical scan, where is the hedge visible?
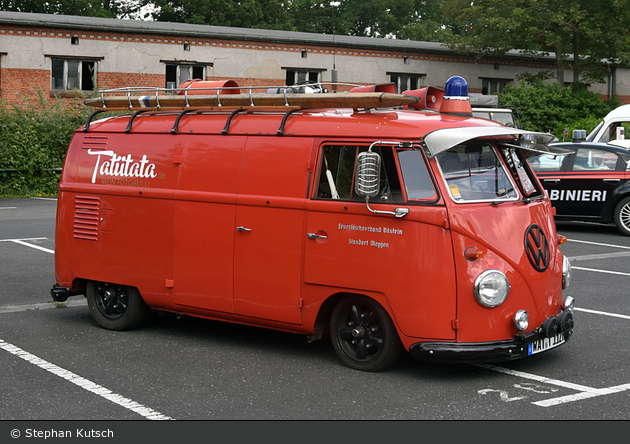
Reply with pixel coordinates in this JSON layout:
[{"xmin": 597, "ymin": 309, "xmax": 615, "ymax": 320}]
[
  {"xmin": 0, "ymin": 91, "xmax": 92, "ymax": 197},
  {"xmin": 499, "ymin": 80, "xmax": 620, "ymax": 140}
]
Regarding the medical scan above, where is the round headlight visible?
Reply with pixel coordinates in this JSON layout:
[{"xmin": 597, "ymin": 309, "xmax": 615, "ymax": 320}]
[
  {"xmin": 562, "ymin": 255, "xmax": 571, "ymax": 290},
  {"xmin": 474, "ymin": 270, "xmax": 511, "ymax": 308}
]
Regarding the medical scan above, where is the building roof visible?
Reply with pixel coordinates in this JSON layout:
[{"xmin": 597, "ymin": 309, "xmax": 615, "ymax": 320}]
[{"xmin": 0, "ymin": 11, "xmax": 554, "ymax": 62}]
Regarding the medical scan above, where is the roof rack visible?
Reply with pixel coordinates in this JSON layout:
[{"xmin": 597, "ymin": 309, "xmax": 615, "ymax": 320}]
[{"xmin": 83, "ymin": 80, "xmax": 422, "ymax": 111}]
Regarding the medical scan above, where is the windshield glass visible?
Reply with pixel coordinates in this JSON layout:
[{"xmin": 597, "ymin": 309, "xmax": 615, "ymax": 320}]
[
  {"xmin": 586, "ymin": 120, "xmax": 604, "ymax": 142},
  {"xmin": 436, "ymin": 143, "xmax": 519, "ymax": 203}
]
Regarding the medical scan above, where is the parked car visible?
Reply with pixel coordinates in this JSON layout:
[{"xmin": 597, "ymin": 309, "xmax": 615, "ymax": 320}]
[{"xmin": 528, "ymin": 141, "xmax": 630, "ymax": 235}]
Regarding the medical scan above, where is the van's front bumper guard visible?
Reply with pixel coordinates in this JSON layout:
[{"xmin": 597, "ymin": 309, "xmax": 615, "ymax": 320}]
[{"xmin": 409, "ymin": 310, "xmax": 574, "ymax": 364}]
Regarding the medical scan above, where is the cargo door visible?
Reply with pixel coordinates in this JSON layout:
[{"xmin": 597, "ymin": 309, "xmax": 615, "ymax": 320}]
[
  {"xmin": 232, "ymin": 137, "xmax": 313, "ymax": 325},
  {"xmin": 304, "ymin": 143, "xmax": 456, "ymax": 340},
  {"xmin": 173, "ymin": 135, "xmax": 246, "ymax": 313}
]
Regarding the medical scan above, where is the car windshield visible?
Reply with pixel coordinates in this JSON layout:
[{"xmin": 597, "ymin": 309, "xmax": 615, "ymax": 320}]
[{"xmin": 436, "ymin": 143, "xmax": 519, "ymax": 203}]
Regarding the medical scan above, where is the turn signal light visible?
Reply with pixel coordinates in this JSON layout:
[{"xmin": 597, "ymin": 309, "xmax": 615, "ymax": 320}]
[
  {"xmin": 464, "ymin": 247, "xmax": 484, "ymax": 261},
  {"xmin": 557, "ymin": 235, "xmax": 567, "ymax": 244}
]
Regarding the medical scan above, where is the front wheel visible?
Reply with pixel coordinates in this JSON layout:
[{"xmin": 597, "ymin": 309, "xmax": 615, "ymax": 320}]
[
  {"xmin": 330, "ymin": 296, "xmax": 403, "ymax": 372},
  {"xmin": 87, "ymin": 281, "xmax": 149, "ymax": 331},
  {"xmin": 614, "ymin": 197, "xmax": 630, "ymax": 236}
]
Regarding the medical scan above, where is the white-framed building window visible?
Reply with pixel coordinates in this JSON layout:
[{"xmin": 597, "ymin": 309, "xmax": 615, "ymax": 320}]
[
  {"xmin": 388, "ymin": 73, "xmax": 424, "ymax": 93},
  {"xmin": 165, "ymin": 63, "xmax": 207, "ymax": 89},
  {"xmin": 50, "ymin": 58, "xmax": 96, "ymax": 91},
  {"xmin": 481, "ymin": 78, "xmax": 512, "ymax": 94},
  {"xmin": 284, "ymin": 69, "xmax": 324, "ymax": 86}
]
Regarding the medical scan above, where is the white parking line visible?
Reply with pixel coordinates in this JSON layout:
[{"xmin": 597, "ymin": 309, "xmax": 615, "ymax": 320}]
[
  {"xmin": 0, "ymin": 237, "xmax": 47, "ymax": 242},
  {"xmin": 568, "ymin": 238, "xmax": 630, "ymax": 250},
  {"xmin": 571, "ymin": 266, "xmax": 630, "ymax": 276},
  {"xmin": 0, "ymin": 338, "xmax": 173, "ymax": 420},
  {"xmin": 574, "ymin": 307, "xmax": 630, "ymax": 320},
  {"xmin": 1, "ymin": 234, "xmax": 174, "ymax": 420},
  {"xmin": 477, "ymin": 364, "xmax": 630, "ymax": 407},
  {"xmin": 533, "ymin": 383, "xmax": 630, "ymax": 407},
  {"xmin": 0, "ymin": 238, "xmax": 54, "ymax": 254}
]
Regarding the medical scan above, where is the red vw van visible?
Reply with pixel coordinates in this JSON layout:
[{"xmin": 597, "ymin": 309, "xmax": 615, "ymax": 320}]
[{"xmin": 51, "ymin": 77, "xmax": 575, "ymax": 371}]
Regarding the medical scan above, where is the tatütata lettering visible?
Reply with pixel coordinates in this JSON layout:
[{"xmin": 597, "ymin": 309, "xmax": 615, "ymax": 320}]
[
  {"xmin": 87, "ymin": 149, "xmax": 157, "ymax": 184},
  {"xmin": 548, "ymin": 189, "xmax": 607, "ymax": 202}
]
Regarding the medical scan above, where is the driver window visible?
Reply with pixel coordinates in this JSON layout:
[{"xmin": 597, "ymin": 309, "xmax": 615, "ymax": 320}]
[{"xmin": 316, "ymin": 145, "xmax": 403, "ymax": 203}]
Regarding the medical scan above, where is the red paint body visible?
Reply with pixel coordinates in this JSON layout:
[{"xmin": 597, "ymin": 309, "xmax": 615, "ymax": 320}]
[{"xmin": 53, "ymin": 105, "xmax": 571, "ymax": 362}]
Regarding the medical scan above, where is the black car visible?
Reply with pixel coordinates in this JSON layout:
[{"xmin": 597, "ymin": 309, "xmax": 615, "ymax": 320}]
[{"xmin": 529, "ymin": 141, "xmax": 630, "ymax": 235}]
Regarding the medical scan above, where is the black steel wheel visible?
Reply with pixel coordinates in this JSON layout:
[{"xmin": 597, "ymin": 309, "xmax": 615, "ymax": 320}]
[
  {"xmin": 330, "ymin": 296, "xmax": 403, "ymax": 371},
  {"xmin": 614, "ymin": 197, "xmax": 630, "ymax": 236},
  {"xmin": 87, "ymin": 281, "xmax": 149, "ymax": 331}
]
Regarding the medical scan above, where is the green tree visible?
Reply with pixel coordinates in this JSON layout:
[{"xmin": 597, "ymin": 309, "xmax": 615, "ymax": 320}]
[
  {"xmin": 285, "ymin": 0, "xmax": 452, "ymax": 39},
  {"xmin": 145, "ymin": 0, "xmax": 294, "ymax": 30},
  {"xmin": 144, "ymin": 0, "xmax": 452, "ymax": 39},
  {"xmin": 397, "ymin": 0, "xmax": 456, "ymax": 42},
  {"xmin": 0, "ymin": 0, "xmax": 142, "ymax": 18},
  {"xmin": 441, "ymin": 0, "xmax": 630, "ymax": 87}
]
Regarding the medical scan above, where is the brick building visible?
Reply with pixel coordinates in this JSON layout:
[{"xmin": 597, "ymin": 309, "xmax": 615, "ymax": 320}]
[{"xmin": 1, "ymin": 10, "xmax": 628, "ymax": 105}]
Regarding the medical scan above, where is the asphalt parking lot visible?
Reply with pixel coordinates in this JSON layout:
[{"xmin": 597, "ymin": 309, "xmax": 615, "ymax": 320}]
[{"xmin": 1, "ymin": 197, "xmax": 629, "ymax": 422}]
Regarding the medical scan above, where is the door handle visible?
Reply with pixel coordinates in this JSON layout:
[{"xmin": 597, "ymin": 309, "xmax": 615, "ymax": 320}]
[
  {"xmin": 307, "ymin": 233, "xmax": 327, "ymax": 240},
  {"xmin": 543, "ymin": 179, "xmax": 561, "ymax": 183},
  {"xmin": 236, "ymin": 226, "xmax": 252, "ymax": 232},
  {"xmin": 603, "ymin": 179, "xmax": 621, "ymax": 183}
]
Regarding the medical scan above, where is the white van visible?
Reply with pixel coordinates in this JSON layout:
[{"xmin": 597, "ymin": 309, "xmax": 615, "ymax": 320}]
[{"xmin": 586, "ymin": 104, "xmax": 630, "ymax": 148}]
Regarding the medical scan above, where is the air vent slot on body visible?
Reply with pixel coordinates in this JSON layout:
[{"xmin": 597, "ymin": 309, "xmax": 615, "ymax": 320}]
[{"xmin": 73, "ymin": 195, "xmax": 100, "ymax": 241}]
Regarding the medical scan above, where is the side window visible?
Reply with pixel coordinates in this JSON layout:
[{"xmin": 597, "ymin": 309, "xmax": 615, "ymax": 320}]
[
  {"xmin": 286, "ymin": 69, "xmax": 322, "ymax": 86},
  {"xmin": 528, "ymin": 153, "xmax": 567, "ymax": 173},
  {"xmin": 316, "ymin": 145, "xmax": 404, "ymax": 203},
  {"xmin": 166, "ymin": 64, "xmax": 206, "ymax": 90},
  {"xmin": 51, "ymin": 59, "xmax": 95, "ymax": 92},
  {"xmin": 389, "ymin": 73, "xmax": 424, "ymax": 93},
  {"xmin": 481, "ymin": 78, "xmax": 512, "ymax": 94},
  {"xmin": 397, "ymin": 150, "xmax": 437, "ymax": 201},
  {"xmin": 572, "ymin": 148, "xmax": 620, "ymax": 171}
]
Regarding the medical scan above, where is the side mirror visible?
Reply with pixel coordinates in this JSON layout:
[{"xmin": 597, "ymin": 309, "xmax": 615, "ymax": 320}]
[
  {"xmin": 355, "ymin": 142, "xmax": 409, "ymax": 218},
  {"xmin": 355, "ymin": 150, "xmax": 382, "ymax": 198}
]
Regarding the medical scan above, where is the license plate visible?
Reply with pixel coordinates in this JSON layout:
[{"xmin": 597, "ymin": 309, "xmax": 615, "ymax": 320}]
[{"xmin": 527, "ymin": 333, "xmax": 565, "ymax": 355}]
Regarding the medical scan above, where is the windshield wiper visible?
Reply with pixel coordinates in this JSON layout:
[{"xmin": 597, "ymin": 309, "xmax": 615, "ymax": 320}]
[
  {"xmin": 491, "ymin": 194, "xmax": 544, "ymax": 206},
  {"xmin": 523, "ymin": 195, "xmax": 545, "ymax": 204}
]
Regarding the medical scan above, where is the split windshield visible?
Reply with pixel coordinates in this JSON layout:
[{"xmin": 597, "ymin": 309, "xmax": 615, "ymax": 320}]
[{"xmin": 435, "ymin": 143, "xmax": 519, "ymax": 203}]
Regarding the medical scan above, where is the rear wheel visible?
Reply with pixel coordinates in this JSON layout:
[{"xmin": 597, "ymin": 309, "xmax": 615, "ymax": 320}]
[
  {"xmin": 87, "ymin": 281, "xmax": 149, "ymax": 330},
  {"xmin": 330, "ymin": 296, "xmax": 403, "ymax": 372},
  {"xmin": 614, "ymin": 197, "xmax": 630, "ymax": 236}
]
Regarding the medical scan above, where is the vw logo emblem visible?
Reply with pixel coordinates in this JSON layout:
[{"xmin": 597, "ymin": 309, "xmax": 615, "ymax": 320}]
[{"xmin": 525, "ymin": 224, "xmax": 550, "ymax": 272}]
